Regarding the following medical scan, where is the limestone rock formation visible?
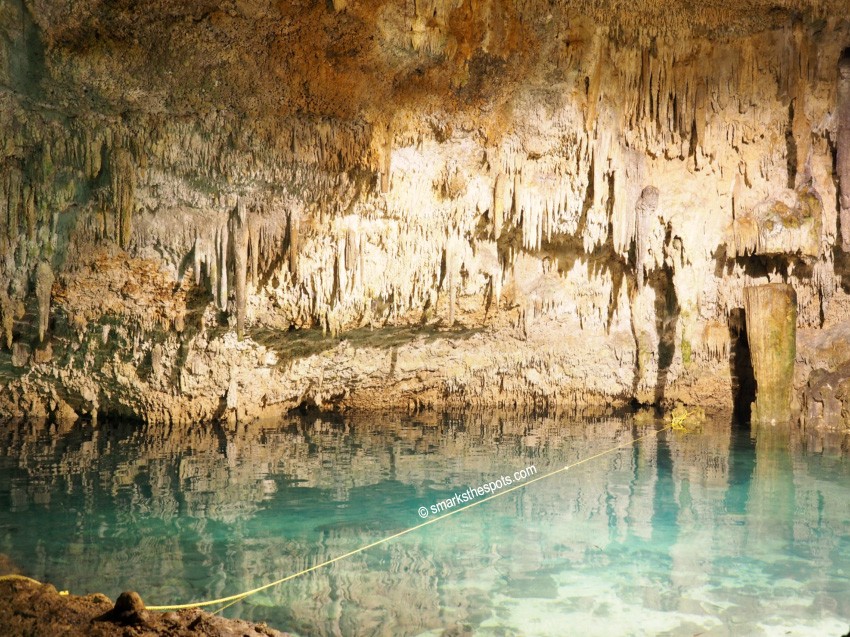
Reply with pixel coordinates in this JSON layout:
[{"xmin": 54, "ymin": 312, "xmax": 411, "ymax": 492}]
[
  {"xmin": 0, "ymin": 0, "xmax": 849, "ymax": 427},
  {"xmin": 744, "ymin": 284, "xmax": 797, "ymax": 425}
]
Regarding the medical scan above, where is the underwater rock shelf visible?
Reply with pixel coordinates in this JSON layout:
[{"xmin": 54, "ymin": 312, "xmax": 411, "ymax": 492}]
[{"xmin": 0, "ymin": 0, "xmax": 848, "ymax": 430}]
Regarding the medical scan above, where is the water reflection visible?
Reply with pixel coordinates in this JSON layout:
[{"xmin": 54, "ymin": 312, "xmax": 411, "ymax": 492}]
[{"xmin": 0, "ymin": 412, "xmax": 849, "ymax": 636}]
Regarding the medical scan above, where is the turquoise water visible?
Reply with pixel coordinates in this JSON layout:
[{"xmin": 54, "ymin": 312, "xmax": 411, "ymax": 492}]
[{"xmin": 1, "ymin": 412, "xmax": 849, "ymax": 636}]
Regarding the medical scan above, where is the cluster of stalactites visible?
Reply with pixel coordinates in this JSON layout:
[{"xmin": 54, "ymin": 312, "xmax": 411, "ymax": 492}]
[{"xmin": 191, "ymin": 201, "xmax": 296, "ymax": 338}]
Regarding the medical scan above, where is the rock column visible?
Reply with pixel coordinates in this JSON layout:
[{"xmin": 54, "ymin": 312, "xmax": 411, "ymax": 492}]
[{"xmin": 743, "ymin": 283, "xmax": 796, "ymax": 424}]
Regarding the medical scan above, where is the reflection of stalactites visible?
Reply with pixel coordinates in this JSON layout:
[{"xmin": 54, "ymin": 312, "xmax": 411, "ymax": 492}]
[
  {"xmin": 230, "ymin": 200, "xmax": 250, "ymax": 339},
  {"xmin": 35, "ymin": 261, "xmax": 54, "ymax": 343},
  {"xmin": 635, "ymin": 186, "xmax": 659, "ymax": 288},
  {"xmin": 288, "ymin": 211, "xmax": 300, "ymax": 280},
  {"xmin": 837, "ymin": 49, "xmax": 850, "ymax": 251}
]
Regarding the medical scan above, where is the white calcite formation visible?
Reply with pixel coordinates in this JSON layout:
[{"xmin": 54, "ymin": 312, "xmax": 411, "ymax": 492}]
[{"xmin": 0, "ymin": 0, "xmax": 849, "ymax": 428}]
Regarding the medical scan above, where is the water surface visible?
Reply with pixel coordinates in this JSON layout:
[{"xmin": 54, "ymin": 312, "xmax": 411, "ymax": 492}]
[{"xmin": 1, "ymin": 412, "xmax": 849, "ymax": 636}]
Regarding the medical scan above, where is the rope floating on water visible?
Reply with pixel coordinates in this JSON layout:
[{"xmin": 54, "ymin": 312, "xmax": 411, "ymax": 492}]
[{"xmin": 146, "ymin": 424, "xmax": 673, "ymax": 613}]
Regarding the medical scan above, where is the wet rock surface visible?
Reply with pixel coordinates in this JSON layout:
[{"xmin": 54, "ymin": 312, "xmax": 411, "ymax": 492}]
[{"xmin": 0, "ymin": 575, "xmax": 290, "ymax": 637}]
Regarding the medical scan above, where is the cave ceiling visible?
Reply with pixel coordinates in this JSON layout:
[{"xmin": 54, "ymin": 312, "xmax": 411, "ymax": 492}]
[{"xmin": 7, "ymin": 0, "xmax": 847, "ymax": 124}]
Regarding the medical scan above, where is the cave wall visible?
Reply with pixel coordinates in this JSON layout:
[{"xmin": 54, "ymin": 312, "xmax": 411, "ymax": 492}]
[{"xmin": 1, "ymin": 0, "xmax": 849, "ymax": 427}]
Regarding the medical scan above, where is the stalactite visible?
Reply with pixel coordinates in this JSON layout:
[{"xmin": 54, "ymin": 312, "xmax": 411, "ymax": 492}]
[
  {"xmin": 336, "ymin": 234, "xmax": 347, "ymax": 302},
  {"xmin": 193, "ymin": 236, "xmax": 203, "ymax": 286},
  {"xmin": 582, "ymin": 132, "xmax": 612, "ymax": 252},
  {"xmin": 288, "ymin": 211, "xmax": 300, "ymax": 280},
  {"xmin": 0, "ymin": 293, "xmax": 13, "ymax": 350},
  {"xmin": 217, "ymin": 223, "xmax": 229, "ymax": 311},
  {"xmin": 812, "ymin": 256, "xmax": 836, "ymax": 323},
  {"xmin": 635, "ymin": 185, "xmax": 659, "ymax": 288},
  {"xmin": 230, "ymin": 200, "xmax": 250, "ymax": 339},
  {"xmin": 838, "ymin": 49, "xmax": 850, "ymax": 251},
  {"xmin": 208, "ymin": 243, "xmax": 218, "ymax": 304},
  {"xmin": 23, "ymin": 185, "xmax": 35, "ymax": 241},
  {"xmin": 344, "ymin": 225, "xmax": 360, "ymax": 294},
  {"xmin": 445, "ymin": 234, "xmax": 463, "ymax": 326},
  {"xmin": 493, "ymin": 173, "xmax": 506, "ymax": 240},
  {"xmin": 448, "ymin": 267, "xmax": 456, "ymax": 326},
  {"xmin": 585, "ymin": 38, "xmax": 605, "ymax": 133},
  {"xmin": 380, "ymin": 121, "xmax": 393, "ymax": 194},
  {"xmin": 249, "ymin": 220, "xmax": 259, "ymax": 287},
  {"xmin": 611, "ymin": 147, "xmax": 641, "ymax": 257},
  {"xmin": 111, "ymin": 148, "xmax": 136, "ymax": 249},
  {"xmin": 34, "ymin": 261, "xmax": 54, "ymax": 343},
  {"xmin": 4, "ymin": 165, "xmax": 22, "ymax": 244}
]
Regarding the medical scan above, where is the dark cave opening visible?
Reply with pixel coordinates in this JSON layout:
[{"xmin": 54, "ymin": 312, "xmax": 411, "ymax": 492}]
[{"xmin": 728, "ymin": 307, "xmax": 756, "ymax": 426}]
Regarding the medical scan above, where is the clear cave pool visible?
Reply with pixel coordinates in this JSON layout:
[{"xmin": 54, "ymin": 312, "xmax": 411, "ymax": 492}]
[{"xmin": 1, "ymin": 411, "xmax": 849, "ymax": 636}]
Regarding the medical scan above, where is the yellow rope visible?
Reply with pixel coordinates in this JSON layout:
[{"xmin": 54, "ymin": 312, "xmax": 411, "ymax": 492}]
[
  {"xmin": 0, "ymin": 574, "xmax": 43, "ymax": 586},
  {"xmin": 147, "ymin": 424, "xmax": 672, "ymax": 612}
]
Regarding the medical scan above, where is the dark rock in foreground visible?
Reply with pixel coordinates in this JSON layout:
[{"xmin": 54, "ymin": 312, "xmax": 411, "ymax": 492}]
[{"xmin": 0, "ymin": 576, "xmax": 290, "ymax": 637}]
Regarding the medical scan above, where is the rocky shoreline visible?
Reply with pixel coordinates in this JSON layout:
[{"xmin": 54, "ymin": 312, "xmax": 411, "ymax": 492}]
[{"xmin": 0, "ymin": 573, "xmax": 290, "ymax": 637}]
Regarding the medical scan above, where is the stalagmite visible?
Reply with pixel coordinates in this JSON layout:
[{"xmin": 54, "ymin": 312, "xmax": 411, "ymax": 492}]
[
  {"xmin": 230, "ymin": 201, "xmax": 250, "ymax": 339},
  {"xmin": 838, "ymin": 50, "xmax": 850, "ymax": 251},
  {"xmin": 635, "ymin": 186, "xmax": 659, "ymax": 288},
  {"xmin": 34, "ymin": 261, "xmax": 54, "ymax": 343},
  {"xmin": 744, "ymin": 284, "xmax": 797, "ymax": 425}
]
